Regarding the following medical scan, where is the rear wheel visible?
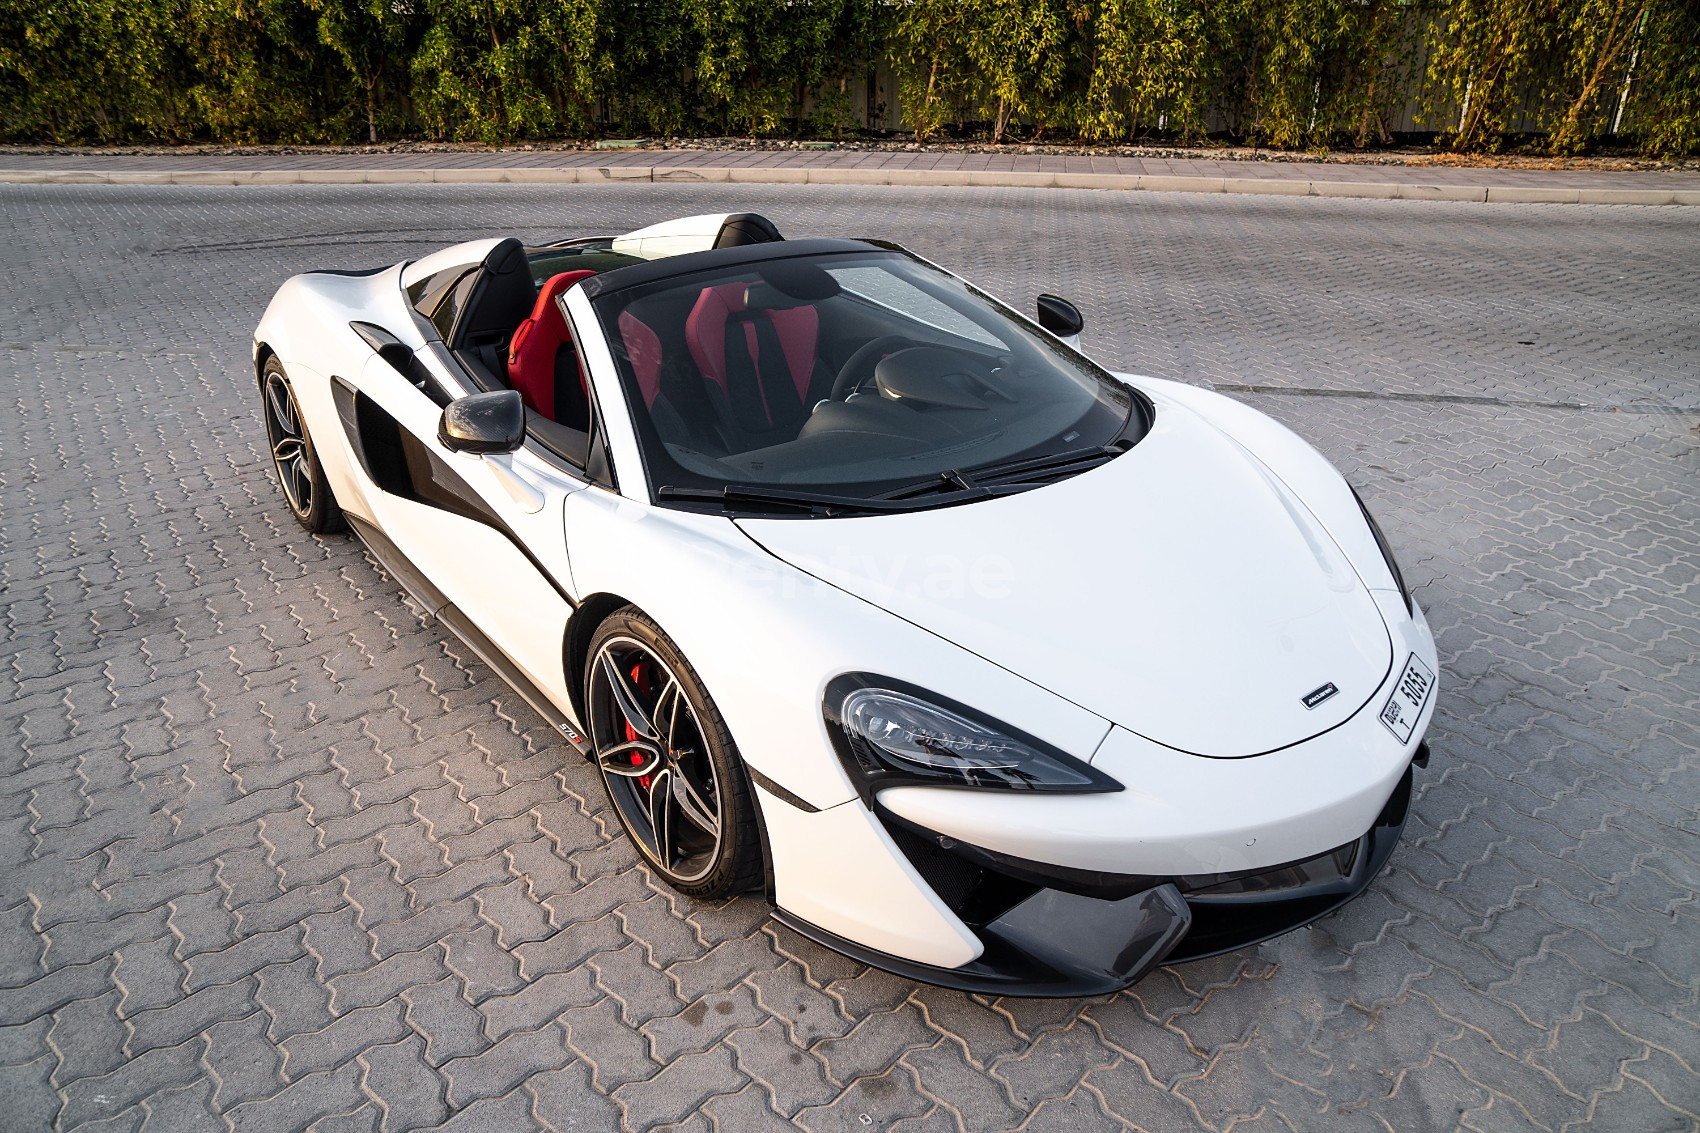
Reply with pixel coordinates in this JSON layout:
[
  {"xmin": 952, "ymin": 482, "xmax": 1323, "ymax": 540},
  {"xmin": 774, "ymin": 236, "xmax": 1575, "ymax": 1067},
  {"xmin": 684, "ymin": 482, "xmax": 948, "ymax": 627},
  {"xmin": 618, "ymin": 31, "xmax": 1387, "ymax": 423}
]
[
  {"xmin": 585, "ymin": 609, "xmax": 763, "ymax": 899},
  {"xmin": 261, "ymin": 356, "xmax": 343, "ymax": 534}
]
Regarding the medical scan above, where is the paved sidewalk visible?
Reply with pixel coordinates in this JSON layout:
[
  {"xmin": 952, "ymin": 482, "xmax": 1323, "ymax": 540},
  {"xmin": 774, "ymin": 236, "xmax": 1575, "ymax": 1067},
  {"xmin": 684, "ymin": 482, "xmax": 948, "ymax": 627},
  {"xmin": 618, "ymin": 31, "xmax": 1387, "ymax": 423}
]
[{"xmin": 5, "ymin": 147, "xmax": 1699, "ymax": 204}]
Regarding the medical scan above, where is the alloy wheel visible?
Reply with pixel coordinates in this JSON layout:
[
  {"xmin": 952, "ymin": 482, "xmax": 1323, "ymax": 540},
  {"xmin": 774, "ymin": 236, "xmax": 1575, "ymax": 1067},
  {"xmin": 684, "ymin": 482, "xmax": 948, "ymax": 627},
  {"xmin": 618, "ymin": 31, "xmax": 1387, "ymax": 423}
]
[
  {"xmin": 263, "ymin": 370, "xmax": 313, "ymax": 518},
  {"xmin": 588, "ymin": 636, "xmax": 724, "ymax": 883}
]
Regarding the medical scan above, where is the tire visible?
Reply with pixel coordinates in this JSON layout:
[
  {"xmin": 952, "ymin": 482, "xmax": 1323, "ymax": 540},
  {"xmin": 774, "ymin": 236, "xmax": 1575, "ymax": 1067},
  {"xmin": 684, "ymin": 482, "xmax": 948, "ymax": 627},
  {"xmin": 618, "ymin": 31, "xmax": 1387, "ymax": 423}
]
[
  {"xmin": 585, "ymin": 608, "xmax": 764, "ymax": 899},
  {"xmin": 260, "ymin": 355, "xmax": 344, "ymax": 535}
]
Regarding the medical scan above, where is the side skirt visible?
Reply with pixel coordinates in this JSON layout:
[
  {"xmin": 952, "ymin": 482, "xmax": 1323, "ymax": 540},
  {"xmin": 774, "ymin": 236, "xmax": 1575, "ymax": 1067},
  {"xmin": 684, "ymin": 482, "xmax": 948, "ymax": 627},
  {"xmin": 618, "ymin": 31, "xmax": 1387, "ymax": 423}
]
[{"xmin": 346, "ymin": 515, "xmax": 588, "ymax": 755}]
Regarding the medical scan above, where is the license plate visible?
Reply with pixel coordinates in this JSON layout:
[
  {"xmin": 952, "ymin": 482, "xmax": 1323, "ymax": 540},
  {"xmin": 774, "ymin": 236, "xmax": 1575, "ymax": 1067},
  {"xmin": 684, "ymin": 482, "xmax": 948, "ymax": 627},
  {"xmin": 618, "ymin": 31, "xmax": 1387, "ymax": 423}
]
[{"xmin": 1379, "ymin": 653, "xmax": 1435, "ymax": 744}]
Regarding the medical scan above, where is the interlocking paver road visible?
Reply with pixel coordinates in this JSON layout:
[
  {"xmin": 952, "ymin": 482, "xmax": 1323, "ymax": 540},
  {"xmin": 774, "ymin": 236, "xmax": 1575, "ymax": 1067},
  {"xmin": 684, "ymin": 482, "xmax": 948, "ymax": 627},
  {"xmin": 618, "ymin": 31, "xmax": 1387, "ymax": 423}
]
[{"xmin": 0, "ymin": 184, "xmax": 1696, "ymax": 1133}]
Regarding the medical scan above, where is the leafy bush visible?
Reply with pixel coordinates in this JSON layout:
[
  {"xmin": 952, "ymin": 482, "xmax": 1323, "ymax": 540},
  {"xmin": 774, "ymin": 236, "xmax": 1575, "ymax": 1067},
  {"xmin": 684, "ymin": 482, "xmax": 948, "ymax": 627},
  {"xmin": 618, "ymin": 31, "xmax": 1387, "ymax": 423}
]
[{"xmin": 2, "ymin": 0, "xmax": 1694, "ymax": 155}]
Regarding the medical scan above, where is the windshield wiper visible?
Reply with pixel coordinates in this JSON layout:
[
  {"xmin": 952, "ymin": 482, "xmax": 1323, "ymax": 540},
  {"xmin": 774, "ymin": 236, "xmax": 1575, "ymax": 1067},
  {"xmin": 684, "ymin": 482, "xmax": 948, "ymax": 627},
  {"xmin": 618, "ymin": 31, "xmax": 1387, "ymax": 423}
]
[
  {"xmin": 877, "ymin": 444, "xmax": 1127, "ymax": 503},
  {"xmin": 656, "ymin": 485, "xmax": 921, "ymax": 517},
  {"xmin": 657, "ymin": 447, "xmax": 1119, "ymax": 516},
  {"xmin": 957, "ymin": 443, "xmax": 1127, "ymax": 486}
]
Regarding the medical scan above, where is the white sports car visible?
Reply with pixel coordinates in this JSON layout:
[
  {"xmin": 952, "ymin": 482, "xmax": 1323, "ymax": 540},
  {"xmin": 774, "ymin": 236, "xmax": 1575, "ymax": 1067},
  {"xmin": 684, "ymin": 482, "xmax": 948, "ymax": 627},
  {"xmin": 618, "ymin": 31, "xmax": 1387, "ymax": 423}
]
[{"xmin": 253, "ymin": 212, "xmax": 1437, "ymax": 996}]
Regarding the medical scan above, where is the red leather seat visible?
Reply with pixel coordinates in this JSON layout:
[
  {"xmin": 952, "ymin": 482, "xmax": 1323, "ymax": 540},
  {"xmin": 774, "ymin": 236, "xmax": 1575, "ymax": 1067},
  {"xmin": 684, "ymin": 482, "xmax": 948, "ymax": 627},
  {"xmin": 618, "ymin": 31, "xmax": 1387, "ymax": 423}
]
[
  {"xmin": 507, "ymin": 269, "xmax": 597, "ymax": 422},
  {"xmin": 684, "ymin": 282, "xmax": 820, "ymax": 443},
  {"xmin": 618, "ymin": 310, "xmax": 664, "ymax": 409}
]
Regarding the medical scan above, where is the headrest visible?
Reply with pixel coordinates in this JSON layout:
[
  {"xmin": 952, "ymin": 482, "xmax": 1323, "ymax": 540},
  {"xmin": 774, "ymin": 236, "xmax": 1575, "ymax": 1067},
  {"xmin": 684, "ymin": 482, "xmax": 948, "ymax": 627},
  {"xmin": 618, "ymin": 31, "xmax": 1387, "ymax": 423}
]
[
  {"xmin": 714, "ymin": 213, "xmax": 784, "ymax": 248},
  {"xmin": 533, "ymin": 269, "xmax": 598, "ymax": 336}
]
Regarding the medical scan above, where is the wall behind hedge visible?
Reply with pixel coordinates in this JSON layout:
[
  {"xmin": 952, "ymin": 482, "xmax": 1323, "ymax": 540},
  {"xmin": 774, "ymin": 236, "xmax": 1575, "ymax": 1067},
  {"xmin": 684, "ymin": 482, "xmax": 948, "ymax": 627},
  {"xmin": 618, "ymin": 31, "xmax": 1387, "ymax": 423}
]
[{"xmin": 3, "ymin": 0, "xmax": 1695, "ymax": 156}]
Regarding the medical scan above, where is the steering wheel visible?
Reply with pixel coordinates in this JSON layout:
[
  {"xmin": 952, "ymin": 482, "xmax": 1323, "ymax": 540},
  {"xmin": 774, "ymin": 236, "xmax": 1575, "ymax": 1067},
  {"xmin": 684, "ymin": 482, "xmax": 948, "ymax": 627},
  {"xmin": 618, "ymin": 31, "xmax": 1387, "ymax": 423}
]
[{"xmin": 829, "ymin": 336, "xmax": 918, "ymax": 402}]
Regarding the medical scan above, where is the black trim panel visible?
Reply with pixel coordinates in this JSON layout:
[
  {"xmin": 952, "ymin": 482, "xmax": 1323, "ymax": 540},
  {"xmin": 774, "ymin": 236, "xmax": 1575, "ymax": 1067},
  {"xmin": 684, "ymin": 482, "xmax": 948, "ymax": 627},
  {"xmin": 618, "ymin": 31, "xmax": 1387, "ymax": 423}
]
[
  {"xmin": 337, "ymin": 386, "xmax": 577, "ymax": 608},
  {"xmin": 401, "ymin": 433, "xmax": 579, "ymax": 608},
  {"xmin": 746, "ymin": 768, "xmax": 820, "ymax": 814},
  {"xmin": 772, "ymin": 881, "xmax": 1191, "ymax": 999},
  {"xmin": 437, "ymin": 603, "xmax": 586, "ymax": 753},
  {"xmin": 307, "ymin": 264, "xmax": 391, "ymax": 278},
  {"xmin": 345, "ymin": 515, "xmax": 450, "ymax": 615}
]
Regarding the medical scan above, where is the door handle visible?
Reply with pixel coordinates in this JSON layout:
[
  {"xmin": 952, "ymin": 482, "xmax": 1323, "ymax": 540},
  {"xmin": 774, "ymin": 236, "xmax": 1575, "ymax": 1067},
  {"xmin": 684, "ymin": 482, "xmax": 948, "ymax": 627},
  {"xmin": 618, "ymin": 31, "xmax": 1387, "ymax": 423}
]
[{"xmin": 482, "ymin": 453, "xmax": 546, "ymax": 514}]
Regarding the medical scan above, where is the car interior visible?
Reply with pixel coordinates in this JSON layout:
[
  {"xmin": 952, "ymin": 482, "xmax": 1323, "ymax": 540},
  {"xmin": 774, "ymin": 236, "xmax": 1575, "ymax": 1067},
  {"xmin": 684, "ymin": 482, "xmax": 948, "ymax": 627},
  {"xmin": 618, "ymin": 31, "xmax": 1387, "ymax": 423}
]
[
  {"xmin": 408, "ymin": 215, "xmax": 788, "ymax": 475},
  {"xmin": 594, "ymin": 255, "xmax": 1126, "ymax": 490},
  {"xmin": 406, "ymin": 217, "xmax": 1127, "ymax": 496}
]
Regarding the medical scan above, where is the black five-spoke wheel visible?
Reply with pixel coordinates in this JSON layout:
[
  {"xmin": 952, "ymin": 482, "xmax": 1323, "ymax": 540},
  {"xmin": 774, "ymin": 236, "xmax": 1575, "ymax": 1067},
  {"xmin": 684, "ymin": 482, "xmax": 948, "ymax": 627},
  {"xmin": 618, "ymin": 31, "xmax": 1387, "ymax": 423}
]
[
  {"xmin": 260, "ymin": 356, "xmax": 342, "ymax": 534},
  {"xmin": 586, "ymin": 610, "xmax": 762, "ymax": 898}
]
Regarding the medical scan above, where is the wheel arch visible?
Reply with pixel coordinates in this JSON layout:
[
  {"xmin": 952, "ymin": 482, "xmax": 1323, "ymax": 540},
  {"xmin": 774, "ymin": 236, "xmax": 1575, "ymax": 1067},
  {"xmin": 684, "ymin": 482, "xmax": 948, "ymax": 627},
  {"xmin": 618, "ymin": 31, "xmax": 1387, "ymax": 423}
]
[
  {"xmin": 567, "ymin": 593, "xmax": 775, "ymax": 896},
  {"xmin": 562, "ymin": 591, "xmax": 644, "ymax": 726},
  {"xmin": 254, "ymin": 341, "xmax": 278, "ymax": 388}
]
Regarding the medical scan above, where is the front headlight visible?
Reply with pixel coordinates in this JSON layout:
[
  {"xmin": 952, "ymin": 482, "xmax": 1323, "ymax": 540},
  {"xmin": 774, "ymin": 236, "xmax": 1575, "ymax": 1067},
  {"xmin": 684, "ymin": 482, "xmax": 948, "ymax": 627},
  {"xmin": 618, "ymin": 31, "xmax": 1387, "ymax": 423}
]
[
  {"xmin": 1352, "ymin": 487, "xmax": 1413, "ymax": 615},
  {"xmin": 823, "ymin": 675, "xmax": 1122, "ymax": 795}
]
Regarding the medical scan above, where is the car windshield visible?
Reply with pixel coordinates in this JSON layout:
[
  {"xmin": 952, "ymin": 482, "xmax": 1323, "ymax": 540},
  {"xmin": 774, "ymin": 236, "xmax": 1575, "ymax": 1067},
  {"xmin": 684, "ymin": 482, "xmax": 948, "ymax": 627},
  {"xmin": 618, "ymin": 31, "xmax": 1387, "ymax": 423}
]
[{"xmin": 589, "ymin": 248, "xmax": 1147, "ymax": 513}]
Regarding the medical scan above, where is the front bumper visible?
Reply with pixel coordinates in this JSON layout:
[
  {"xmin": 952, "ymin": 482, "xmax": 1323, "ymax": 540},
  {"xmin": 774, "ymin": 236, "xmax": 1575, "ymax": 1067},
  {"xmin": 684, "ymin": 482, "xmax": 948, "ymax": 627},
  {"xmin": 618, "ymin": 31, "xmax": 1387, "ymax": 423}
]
[{"xmin": 775, "ymin": 757, "xmax": 1416, "ymax": 997}]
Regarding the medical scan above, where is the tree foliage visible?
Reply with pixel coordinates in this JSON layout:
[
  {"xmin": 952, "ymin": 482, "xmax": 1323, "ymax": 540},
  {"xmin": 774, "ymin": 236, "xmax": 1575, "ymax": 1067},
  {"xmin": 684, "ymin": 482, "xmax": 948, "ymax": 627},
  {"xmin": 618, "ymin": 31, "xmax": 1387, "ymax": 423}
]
[{"xmin": 2, "ymin": 0, "xmax": 1695, "ymax": 155}]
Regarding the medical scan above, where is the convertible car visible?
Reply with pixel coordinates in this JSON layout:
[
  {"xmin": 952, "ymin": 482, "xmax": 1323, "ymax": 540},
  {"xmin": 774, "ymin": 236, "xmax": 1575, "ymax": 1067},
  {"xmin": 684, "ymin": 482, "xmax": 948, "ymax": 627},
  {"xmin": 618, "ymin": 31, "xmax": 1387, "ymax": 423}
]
[{"xmin": 253, "ymin": 212, "xmax": 1436, "ymax": 995}]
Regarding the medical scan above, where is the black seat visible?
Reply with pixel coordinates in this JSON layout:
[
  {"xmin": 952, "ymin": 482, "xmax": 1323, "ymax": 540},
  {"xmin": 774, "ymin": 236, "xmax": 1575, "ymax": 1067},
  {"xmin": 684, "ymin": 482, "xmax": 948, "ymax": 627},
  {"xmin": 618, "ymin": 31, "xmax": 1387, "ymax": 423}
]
[{"xmin": 449, "ymin": 238, "xmax": 536, "ymax": 384}]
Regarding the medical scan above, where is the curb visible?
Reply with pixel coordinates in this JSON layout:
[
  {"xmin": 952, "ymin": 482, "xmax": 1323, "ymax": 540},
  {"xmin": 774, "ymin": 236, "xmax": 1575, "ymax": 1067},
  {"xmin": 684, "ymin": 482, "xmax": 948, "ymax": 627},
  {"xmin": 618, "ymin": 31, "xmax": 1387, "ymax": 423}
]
[{"xmin": 1, "ymin": 165, "xmax": 1695, "ymax": 205}]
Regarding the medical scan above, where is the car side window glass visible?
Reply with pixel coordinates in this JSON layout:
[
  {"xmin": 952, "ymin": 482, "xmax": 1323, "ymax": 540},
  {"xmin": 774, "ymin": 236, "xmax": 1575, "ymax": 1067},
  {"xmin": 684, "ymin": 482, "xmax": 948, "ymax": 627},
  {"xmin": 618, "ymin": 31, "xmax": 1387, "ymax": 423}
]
[
  {"xmin": 406, "ymin": 267, "xmax": 477, "ymax": 339},
  {"xmin": 431, "ymin": 271, "xmax": 480, "ymax": 341}
]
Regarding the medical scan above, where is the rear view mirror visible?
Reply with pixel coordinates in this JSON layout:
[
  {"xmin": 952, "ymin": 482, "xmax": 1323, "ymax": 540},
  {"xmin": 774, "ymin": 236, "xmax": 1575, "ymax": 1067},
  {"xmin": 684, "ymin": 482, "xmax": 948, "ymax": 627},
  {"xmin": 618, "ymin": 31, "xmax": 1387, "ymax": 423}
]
[
  {"xmin": 439, "ymin": 389, "xmax": 525, "ymax": 455},
  {"xmin": 1036, "ymin": 294, "xmax": 1085, "ymax": 339}
]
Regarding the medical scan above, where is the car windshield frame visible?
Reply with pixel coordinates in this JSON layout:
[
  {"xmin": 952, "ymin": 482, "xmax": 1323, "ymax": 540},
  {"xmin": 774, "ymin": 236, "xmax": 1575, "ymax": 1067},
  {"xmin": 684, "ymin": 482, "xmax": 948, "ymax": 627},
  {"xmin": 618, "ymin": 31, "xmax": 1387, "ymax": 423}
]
[{"xmin": 583, "ymin": 242, "xmax": 1152, "ymax": 516}]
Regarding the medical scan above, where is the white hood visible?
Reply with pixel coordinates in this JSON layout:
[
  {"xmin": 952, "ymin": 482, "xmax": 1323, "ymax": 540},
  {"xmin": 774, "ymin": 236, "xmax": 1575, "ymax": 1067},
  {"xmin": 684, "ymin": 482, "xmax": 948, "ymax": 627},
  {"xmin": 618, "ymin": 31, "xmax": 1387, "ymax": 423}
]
[{"xmin": 737, "ymin": 402, "xmax": 1394, "ymax": 758}]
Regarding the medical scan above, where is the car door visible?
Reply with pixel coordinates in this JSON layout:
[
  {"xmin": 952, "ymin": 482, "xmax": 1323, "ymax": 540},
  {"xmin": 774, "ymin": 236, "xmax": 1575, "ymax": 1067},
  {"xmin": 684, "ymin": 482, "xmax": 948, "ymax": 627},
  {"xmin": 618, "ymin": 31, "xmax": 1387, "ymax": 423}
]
[{"xmin": 331, "ymin": 346, "xmax": 588, "ymax": 733}]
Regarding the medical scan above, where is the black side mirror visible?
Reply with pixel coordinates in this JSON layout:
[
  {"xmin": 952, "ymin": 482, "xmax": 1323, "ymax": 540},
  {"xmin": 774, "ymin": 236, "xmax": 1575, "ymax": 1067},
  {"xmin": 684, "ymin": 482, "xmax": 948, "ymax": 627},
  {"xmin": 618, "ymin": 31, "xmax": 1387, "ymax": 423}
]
[
  {"xmin": 1036, "ymin": 294, "xmax": 1084, "ymax": 339},
  {"xmin": 439, "ymin": 389, "xmax": 525, "ymax": 454}
]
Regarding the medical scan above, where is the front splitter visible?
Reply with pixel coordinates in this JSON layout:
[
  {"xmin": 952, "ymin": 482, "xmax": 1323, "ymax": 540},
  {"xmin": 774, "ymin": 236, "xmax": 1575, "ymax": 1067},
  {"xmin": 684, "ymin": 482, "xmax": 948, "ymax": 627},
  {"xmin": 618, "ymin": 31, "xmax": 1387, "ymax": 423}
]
[{"xmin": 773, "ymin": 763, "xmax": 1415, "ymax": 998}]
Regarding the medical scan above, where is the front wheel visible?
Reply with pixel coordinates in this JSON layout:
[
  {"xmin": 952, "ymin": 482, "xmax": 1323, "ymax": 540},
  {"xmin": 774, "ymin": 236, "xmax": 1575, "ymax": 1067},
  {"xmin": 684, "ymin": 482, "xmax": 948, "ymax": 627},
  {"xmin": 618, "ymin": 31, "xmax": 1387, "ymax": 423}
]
[
  {"xmin": 261, "ymin": 356, "xmax": 343, "ymax": 534},
  {"xmin": 585, "ymin": 609, "xmax": 763, "ymax": 899}
]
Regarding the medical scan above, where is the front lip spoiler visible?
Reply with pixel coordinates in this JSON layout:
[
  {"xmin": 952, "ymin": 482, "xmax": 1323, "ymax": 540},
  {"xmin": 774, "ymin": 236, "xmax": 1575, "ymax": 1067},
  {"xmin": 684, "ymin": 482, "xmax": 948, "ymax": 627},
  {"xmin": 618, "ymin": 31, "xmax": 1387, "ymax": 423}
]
[
  {"xmin": 773, "ymin": 883, "xmax": 1193, "ymax": 999},
  {"xmin": 774, "ymin": 759, "xmax": 1417, "ymax": 997}
]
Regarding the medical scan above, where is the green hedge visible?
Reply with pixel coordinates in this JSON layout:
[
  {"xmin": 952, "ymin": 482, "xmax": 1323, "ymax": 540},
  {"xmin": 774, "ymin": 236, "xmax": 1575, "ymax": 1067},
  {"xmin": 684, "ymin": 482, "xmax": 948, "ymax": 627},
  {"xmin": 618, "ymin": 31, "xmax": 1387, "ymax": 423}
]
[{"xmin": 3, "ymin": 0, "xmax": 1695, "ymax": 155}]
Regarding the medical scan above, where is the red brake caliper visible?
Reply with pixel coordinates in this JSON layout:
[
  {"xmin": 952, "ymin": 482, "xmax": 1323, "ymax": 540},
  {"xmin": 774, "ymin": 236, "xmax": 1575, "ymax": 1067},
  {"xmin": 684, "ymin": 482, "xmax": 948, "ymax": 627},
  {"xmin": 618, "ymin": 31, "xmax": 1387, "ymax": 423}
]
[{"xmin": 627, "ymin": 662, "xmax": 652, "ymax": 791}]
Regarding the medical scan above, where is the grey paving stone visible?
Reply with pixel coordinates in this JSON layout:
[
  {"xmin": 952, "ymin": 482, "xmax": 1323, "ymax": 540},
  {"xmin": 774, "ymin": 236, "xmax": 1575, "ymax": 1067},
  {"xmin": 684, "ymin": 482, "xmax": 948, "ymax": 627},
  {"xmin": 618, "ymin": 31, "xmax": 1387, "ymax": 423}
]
[
  {"xmin": 641, "ymin": 984, "xmax": 764, "ymax": 1065},
  {"xmin": 697, "ymin": 1083, "xmax": 800, "ymax": 1133},
  {"xmin": 814, "ymin": 1004, "xmax": 939, "ymax": 1087},
  {"xmin": 125, "ymin": 976, "xmax": 258, "ymax": 1056},
  {"xmin": 357, "ymin": 1035, "xmax": 448, "ymax": 1133},
  {"xmin": 724, "ymin": 1018, "xmax": 840, "ymax": 1115},
  {"xmin": 562, "ymin": 998, "xmax": 660, "ymax": 1091},
  {"xmin": 479, "ymin": 968, "xmax": 599, "ymax": 1044},
  {"xmin": 611, "ymin": 1044, "xmax": 745, "ymax": 1130},
  {"xmin": 402, "ymin": 977, "xmax": 491, "ymax": 1067},
  {"xmin": 47, "ymin": 990, "xmax": 128, "ymax": 1086},
  {"xmin": 112, "ymin": 940, "xmax": 182, "ymax": 1018},
  {"xmin": 203, "ymin": 1012, "xmax": 287, "ymax": 1110},
  {"xmin": 58, "ymin": 1039, "xmax": 207, "ymax": 1128},
  {"xmin": 527, "ymin": 1059, "xmax": 623, "ymax": 1133},
  {"xmin": 420, "ymin": 1089, "xmax": 534, "ymax": 1133},
  {"xmin": 226, "ymin": 1061, "xmax": 368, "ymax": 1133},
  {"xmin": 255, "ymin": 955, "xmax": 334, "ymax": 1043},
  {"xmin": 326, "ymin": 947, "xmax": 445, "ymax": 1016},
  {"xmin": 137, "ymin": 1076, "xmax": 225, "ymax": 1133},
  {"xmin": 439, "ymin": 1022, "xmax": 571, "ymax": 1110},
  {"xmin": 0, "ymin": 1055, "xmax": 63, "ymax": 1131},
  {"xmin": 280, "ymin": 1000, "xmax": 410, "ymax": 1081},
  {"xmin": 442, "ymin": 923, "xmax": 525, "ymax": 1003},
  {"xmin": 991, "ymin": 1024, "xmax": 1121, "ymax": 1111}
]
